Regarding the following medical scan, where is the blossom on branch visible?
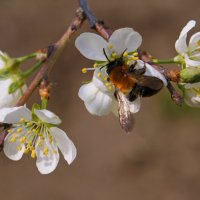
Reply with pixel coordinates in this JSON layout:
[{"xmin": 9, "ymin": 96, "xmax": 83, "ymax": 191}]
[
  {"xmin": 76, "ymin": 28, "xmax": 167, "ymax": 117},
  {"xmin": 0, "ymin": 106, "xmax": 77, "ymax": 174}
]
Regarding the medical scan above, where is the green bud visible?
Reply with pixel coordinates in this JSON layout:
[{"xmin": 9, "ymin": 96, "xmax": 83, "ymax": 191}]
[{"xmin": 180, "ymin": 67, "xmax": 200, "ymax": 83}]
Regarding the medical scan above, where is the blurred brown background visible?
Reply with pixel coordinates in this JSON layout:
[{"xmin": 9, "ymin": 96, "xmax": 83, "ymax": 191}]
[{"xmin": 0, "ymin": 0, "xmax": 200, "ymax": 200}]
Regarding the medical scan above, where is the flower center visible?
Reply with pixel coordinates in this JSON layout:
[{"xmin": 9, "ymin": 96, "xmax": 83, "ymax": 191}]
[{"xmin": 8, "ymin": 117, "xmax": 57, "ymax": 158}]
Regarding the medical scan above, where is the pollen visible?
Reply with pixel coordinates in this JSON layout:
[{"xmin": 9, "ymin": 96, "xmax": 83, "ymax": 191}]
[
  {"xmin": 17, "ymin": 128, "xmax": 22, "ymax": 133},
  {"xmin": 20, "ymin": 117, "xmax": 25, "ymax": 123},
  {"xmin": 105, "ymin": 82, "xmax": 110, "ymax": 87},
  {"xmin": 10, "ymin": 133, "xmax": 18, "ymax": 143},
  {"xmin": 24, "ymin": 148, "xmax": 29, "ymax": 154},
  {"xmin": 20, "ymin": 136, "xmax": 26, "ymax": 144},
  {"xmin": 123, "ymin": 52, "xmax": 128, "ymax": 57},
  {"xmin": 133, "ymin": 52, "xmax": 139, "ymax": 56},
  {"xmin": 7, "ymin": 129, "xmax": 12, "ymax": 133},
  {"xmin": 111, "ymin": 52, "xmax": 117, "ymax": 58},
  {"xmin": 31, "ymin": 150, "xmax": 36, "ymax": 159},
  {"xmin": 108, "ymin": 44, "xmax": 113, "ymax": 49},
  {"xmin": 17, "ymin": 146, "xmax": 22, "ymax": 151},
  {"xmin": 93, "ymin": 63, "xmax": 98, "ymax": 68},
  {"xmin": 126, "ymin": 61, "xmax": 131, "ymax": 65},
  {"xmin": 97, "ymin": 72, "xmax": 102, "ymax": 78},
  {"xmin": 43, "ymin": 147, "xmax": 49, "ymax": 156},
  {"xmin": 133, "ymin": 57, "xmax": 139, "ymax": 61},
  {"xmin": 104, "ymin": 76, "xmax": 108, "ymax": 81},
  {"xmin": 82, "ymin": 68, "xmax": 88, "ymax": 74},
  {"xmin": 108, "ymin": 86, "xmax": 113, "ymax": 91}
]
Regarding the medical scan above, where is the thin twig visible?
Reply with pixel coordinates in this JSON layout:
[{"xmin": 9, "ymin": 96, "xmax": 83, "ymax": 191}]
[{"xmin": 16, "ymin": 8, "xmax": 85, "ymax": 106}]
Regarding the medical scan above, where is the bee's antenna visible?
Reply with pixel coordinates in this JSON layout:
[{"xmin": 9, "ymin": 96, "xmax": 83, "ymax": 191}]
[
  {"xmin": 121, "ymin": 48, "xmax": 127, "ymax": 57},
  {"xmin": 103, "ymin": 48, "xmax": 110, "ymax": 62}
]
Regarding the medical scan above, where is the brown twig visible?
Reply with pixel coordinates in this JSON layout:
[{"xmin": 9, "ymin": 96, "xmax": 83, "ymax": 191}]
[{"xmin": 16, "ymin": 8, "xmax": 85, "ymax": 106}]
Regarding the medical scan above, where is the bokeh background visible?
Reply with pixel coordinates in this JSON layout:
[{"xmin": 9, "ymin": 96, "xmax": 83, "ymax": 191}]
[{"xmin": 0, "ymin": 0, "xmax": 200, "ymax": 199}]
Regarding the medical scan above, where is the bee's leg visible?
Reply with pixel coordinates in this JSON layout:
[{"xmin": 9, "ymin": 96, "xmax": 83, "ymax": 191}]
[{"xmin": 166, "ymin": 80, "xmax": 183, "ymax": 106}]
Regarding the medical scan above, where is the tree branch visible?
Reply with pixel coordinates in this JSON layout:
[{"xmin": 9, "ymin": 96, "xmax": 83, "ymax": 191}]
[{"xmin": 16, "ymin": 8, "xmax": 85, "ymax": 106}]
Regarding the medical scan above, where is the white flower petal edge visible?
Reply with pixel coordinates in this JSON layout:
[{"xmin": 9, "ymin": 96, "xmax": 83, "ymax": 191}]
[
  {"xmin": 109, "ymin": 28, "xmax": 142, "ymax": 54},
  {"xmin": 129, "ymin": 97, "xmax": 141, "ymax": 113},
  {"xmin": 0, "ymin": 106, "xmax": 32, "ymax": 124},
  {"xmin": 36, "ymin": 137, "xmax": 60, "ymax": 175},
  {"xmin": 175, "ymin": 20, "xmax": 196, "ymax": 54},
  {"xmin": 34, "ymin": 109, "xmax": 61, "ymax": 125},
  {"xmin": 50, "ymin": 127, "xmax": 77, "ymax": 165},
  {"xmin": 4, "ymin": 130, "xmax": 26, "ymax": 161},
  {"xmin": 75, "ymin": 32, "xmax": 108, "ymax": 61},
  {"xmin": 0, "ymin": 51, "xmax": 5, "ymax": 69}
]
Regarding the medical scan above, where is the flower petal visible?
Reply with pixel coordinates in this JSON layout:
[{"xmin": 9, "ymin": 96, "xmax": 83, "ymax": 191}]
[
  {"xmin": 109, "ymin": 28, "xmax": 142, "ymax": 54},
  {"xmin": 50, "ymin": 127, "xmax": 77, "ymax": 165},
  {"xmin": 175, "ymin": 20, "xmax": 196, "ymax": 54},
  {"xmin": 0, "ymin": 79, "xmax": 27, "ymax": 109},
  {"xmin": 129, "ymin": 97, "xmax": 141, "ymax": 113},
  {"xmin": 75, "ymin": 32, "xmax": 108, "ymax": 61},
  {"xmin": 3, "ymin": 129, "xmax": 25, "ymax": 161},
  {"xmin": 185, "ymin": 54, "xmax": 200, "ymax": 67},
  {"xmin": 0, "ymin": 106, "xmax": 32, "ymax": 124},
  {"xmin": 78, "ymin": 82, "xmax": 98, "ymax": 103},
  {"xmin": 36, "ymin": 137, "xmax": 59, "ymax": 174},
  {"xmin": 189, "ymin": 32, "xmax": 200, "ymax": 48},
  {"xmin": 34, "ymin": 109, "xmax": 61, "ymax": 125},
  {"xmin": 184, "ymin": 89, "xmax": 200, "ymax": 107},
  {"xmin": 85, "ymin": 91, "xmax": 114, "ymax": 116},
  {"xmin": 145, "ymin": 63, "xmax": 167, "ymax": 86}
]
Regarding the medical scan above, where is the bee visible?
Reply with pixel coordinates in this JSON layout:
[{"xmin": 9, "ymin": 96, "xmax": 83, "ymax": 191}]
[{"xmin": 103, "ymin": 49, "xmax": 164, "ymax": 133}]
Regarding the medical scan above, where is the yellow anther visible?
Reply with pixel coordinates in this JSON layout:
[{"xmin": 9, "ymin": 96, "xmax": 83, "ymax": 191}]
[
  {"xmin": 28, "ymin": 141, "xmax": 33, "ymax": 146},
  {"xmin": 93, "ymin": 63, "xmax": 98, "ymax": 68},
  {"xmin": 8, "ymin": 129, "xmax": 12, "ymax": 133},
  {"xmin": 27, "ymin": 130, "xmax": 32, "ymax": 134},
  {"xmin": 17, "ymin": 128, "xmax": 22, "ymax": 133},
  {"xmin": 123, "ymin": 52, "xmax": 128, "ymax": 57},
  {"xmin": 133, "ymin": 57, "xmax": 139, "ymax": 61},
  {"xmin": 53, "ymin": 150, "xmax": 58, "ymax": 154},
  {"xmin": 20, "ymin": 118, "xmax": 25, "ymax": 123},
  {"xmin": 81, "ymin": 68, "xmax": 87, "ymax": 74},
  {"xmin": 111, "ymin": 52, "xmax": 117, "ymax": 58},
  {"xmin": 37, "ymin": 140, "xmax": 43, "ymax": 147},
  {"xmin": 24, "ymin": 148, "xmax": 29, "ymax": 154},
  {"xmin": 108, "ymin": 44, "xmax": 113, "ymax": 49},
  {"xmin": 10, "ymin": 133, "xmax": 18, "ymax": 143},
  {"xmin": 43, "ymin": 147, "xmax": 49, "ymax": 156},
  {"xmin": 32, "ymin": 129, "xmax": 36, "ymax": 133},
  {"xmin": 126, "ymin": 61, "xmax": 131, "ymax": 65},
  {"xmin": 133, "ymin": 52, "xmax": 139, "ymax": 56},
  {"xmin": 105, "ymin": 82, "xmax": 110, "ymax": 87},
  {"xmin": 104, "ymin": 77, "xmax": 108, "ymax": 81},
  {"xmin": 17, "ymin": 146, "xmax": 22, "ymax": 151},
  {"xmin": 197, "ymin": 40, "xmax": 200, "ymax": 46},
  {"xmin": 20, "ymin": 136, "xmax": 26, "ymax": 144},
  {"xmin": 49, "ymin": 135, "xmax": 53, "ymax": 143},
  {"xmin": 26, "ymin": 122, "xmax": 32, "ymax": 126},
  {"xmin": 31, "ymin": 150, "xmax": 36, "ymax": 159},
  {"xmin": 29, "ymin": 146, "xmax": 34, "ymax": 151},
  {"xmin": 97, "ymin": 72, "xmax": 102, "ymax": 78},
  {"xmin": 108, "ymin": 86, "xmax": 113, "ymax": 91}
]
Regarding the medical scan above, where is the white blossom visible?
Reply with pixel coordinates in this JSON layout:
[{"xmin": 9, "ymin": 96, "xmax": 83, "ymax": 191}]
[
  {"xmin": 0, "ymin": 106, "xmax": 77, "ymax": 174},
  {"xmin": 76, "ymin": 28, "xmax": 167, "ymax": 116}
]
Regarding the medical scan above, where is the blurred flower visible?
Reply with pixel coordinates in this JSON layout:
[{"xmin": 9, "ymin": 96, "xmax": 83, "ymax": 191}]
[
  {"xmin": 76, "ymin": 28, "xmax": 167, "ymax": 116},
  {"xmin": 175, "ymin": 20, "xmax": 200, "ymax": 68},
  {"xmin": 0, "ymin": 51, "xmax": 26, "ymax": 108},
  {"xmin": 0, "ymin": 106, "xmax": 76, "ymax": 174}
]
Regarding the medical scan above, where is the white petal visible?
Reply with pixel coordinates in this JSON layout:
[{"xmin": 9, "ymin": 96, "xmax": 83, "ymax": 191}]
[
  {"xmin": 0, "ymin": 106, "xmax": 32, "ymax": 124},
  {"xmin": 34, "ymin": 109, "xmax": 61, "ymax": 125},
  {"xmin": 175, "ymin": 20, "xmax": 196, "ymax": 54},
  {"xmin": 36, "ymin": 137, "xmax": 59, "ymax": 174},
  {"xmin": 75, "ymin": 32, "xmax": 108, "ymax": 61},
  {"xmin": 185, "ymin": 55, "xmax": 200, "ymax": 67},
  {"xmin": 184, "ymin": 89, "xmax": 200, "ymax": 107},
  {"xmin": 50, "ymin": 127, "xmax": 76, "ymax": 165},
  {"xmin": 129, "ymin": 97, "xmax": 141, "ymax": 113},
  {"xmin": 85, "ymin": 91, "xmax": 114, "ymax": 116},
  {"xmin": 3, "ymin": 130, "xmax": 25, "ymax": 161},
  {"xmin": 109, "ymin": 28, "xmax": 142, "ymax": 54},
  {"xmin": 78, "ymin": 82, "xmax": 98, "ymax": 103},
  {"xmin": 0, "ymin": 79, "xmax": 27, "ymax": 109},
  {"xmin": 93, "ymin": 69, "xmax": 114, "ymax": 95},
  {"xmin": 184, "ymin": 82, "xmax": 200, "ymax": 89},
  {"xmin": 145, "ymin": 63, "xmax": 167, "ymax": 86},
  {"xmin": 189, "ymin": 32, "xmax": 200, "ymax": 47}
]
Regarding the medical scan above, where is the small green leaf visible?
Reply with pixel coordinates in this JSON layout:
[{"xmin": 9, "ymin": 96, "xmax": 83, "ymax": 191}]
[{"xmin": 8, "ymin": 81, "xmax": 24, "ymax": 94}]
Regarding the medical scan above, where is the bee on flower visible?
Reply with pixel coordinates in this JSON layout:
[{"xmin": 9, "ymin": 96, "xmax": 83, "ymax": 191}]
[
  {"xmin": 75, "ymin": 28, "xmax": 167, "ymax": 132},
  {"xmin": 0, "ymin": 106, "xmax": 77, "ymax": 174}
]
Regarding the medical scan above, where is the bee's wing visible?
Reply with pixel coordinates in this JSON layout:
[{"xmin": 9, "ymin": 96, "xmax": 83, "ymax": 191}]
[
  {"xmin": 116, "ymin": 91, "xmax": 134, "ymax": 133},
  {"xmin": 136, "ymin": 76, "xmax": 163, "ymax": 97}
]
